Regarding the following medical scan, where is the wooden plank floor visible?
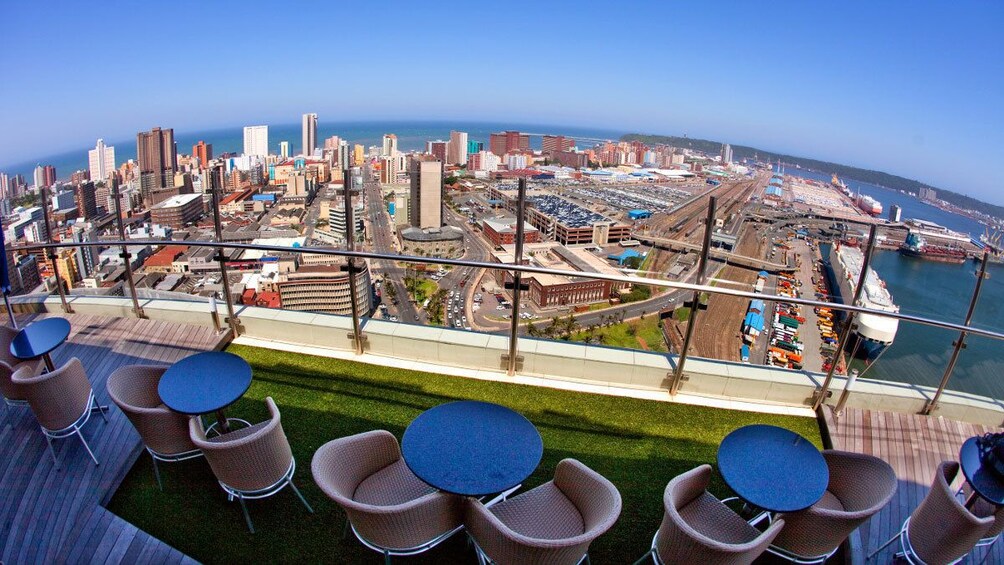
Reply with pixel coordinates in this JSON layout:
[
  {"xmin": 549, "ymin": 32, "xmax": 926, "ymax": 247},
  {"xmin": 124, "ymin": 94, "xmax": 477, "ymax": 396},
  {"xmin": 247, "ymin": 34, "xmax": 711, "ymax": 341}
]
[
  {"xmin": 0, "ymin": 313, "xmax": 228, "ymax": 564},
  {"xmin": 822, "ymin": 406, "xmax": 1003, "ymax": 564}
]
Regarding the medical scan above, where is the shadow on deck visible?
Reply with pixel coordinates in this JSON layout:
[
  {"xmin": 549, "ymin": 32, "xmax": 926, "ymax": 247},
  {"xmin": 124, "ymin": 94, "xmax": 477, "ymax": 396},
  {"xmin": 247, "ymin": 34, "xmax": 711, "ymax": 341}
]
[{"xmin": 1, "ymin": 313, "xmax": 229, "ymax": 564}]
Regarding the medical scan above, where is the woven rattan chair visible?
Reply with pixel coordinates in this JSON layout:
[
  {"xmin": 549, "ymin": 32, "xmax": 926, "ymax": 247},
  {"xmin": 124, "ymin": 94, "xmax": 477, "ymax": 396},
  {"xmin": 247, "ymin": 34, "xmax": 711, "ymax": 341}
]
[
  {"xmin": 768, "ymin": 450, "xmax": 897, "ymax": 563},
  {"xmin": 0, "ymin": 325, "xmax": 45, "ymax": 407},
  {"xmin": 189, "ymin": 396, "xmax": 312, "ymax": 533},
  {"xmin": 634, "ymin": 464, "xmax": 784, "ymax": 565},
  {"xmin": 465, "ymin": 458, "xmax": 622, "ymax": 565},
  {"xmin": 106, "ymin": 365, "xmax": 202, "ymax": 490},
  {"xmin": 868, "ymin": 460, "xmax": 993, "ymax": 564},
  {"xmin": 311, "ymin": 430, "xmax": 464, "ymax": 564},
  {"xmin": 12, "ymin": 357, "xmax": 108, "ymax": 466}
]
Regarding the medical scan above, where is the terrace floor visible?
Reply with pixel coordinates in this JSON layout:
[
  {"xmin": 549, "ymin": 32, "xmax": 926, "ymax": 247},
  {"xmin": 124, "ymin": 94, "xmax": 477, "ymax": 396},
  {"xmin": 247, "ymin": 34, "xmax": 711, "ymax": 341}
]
[
  {"xmin": 823, "ymin": 406, "xmax": 1003, "ymax": 564},
  {"xmin": 1, "ymin": 313, "xmax": 229, "ymax": 564},
  {"xmin": 1, "ymin": 312, "xmax": 1000, "ymax": 564}
]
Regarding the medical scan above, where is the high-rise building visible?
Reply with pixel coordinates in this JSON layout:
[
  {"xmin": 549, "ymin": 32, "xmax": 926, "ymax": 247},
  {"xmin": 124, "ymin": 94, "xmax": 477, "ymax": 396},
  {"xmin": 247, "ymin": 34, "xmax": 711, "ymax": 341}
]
[
  {"xmin": 302, "ymin": 113, "xmax": 318, "ymax": 157},
  {"xmin": 243, "ymin": 125, "xmax": 269, "ymax": 157},
  {"xmin": 489, "ymin": 131, "xmax": 529, "ymax": 156},
  {"xmin": 0, "ymin": 173, "xmax": 8, "ymax": 199},
  {"xmin": 449, "ymin": 131, "xmax": 468, "ymax": 165},
  {"xmin": 427, "ymin": 140, "xmax": 449, "ymax": 164},
  {"xmin": 467, "ymin": 140, "xmax": 483, "ymax": 155},
  {"xmin": 34, "ymin": 165, "xmax": 56, "ymax": 189},
  {"xmin": 88, "ymin": 139, "xmax": 115, "ymax": 182},
  {"xmin": 889, "ymin": 204, "xmax": 902, "ymax": 223},
  {"xmin": 192, "ymin": 141, "xmax": 213, "ymax": 166},
  {"xmin": 137, "ymin": 127, "xmax": 177, "ymax": 202},
  {"xmin": 542, "ymin": 135, "xmax": 574, "ymax": 155},
  {"xmin": 353, "ymin": 144, "xmax": 365, "ymax": 166},
  {"xmin": 382, "ymin": 134, "xmax": 398, "ymax": 157},
  {"xmin": 919, "ymin": 187, "xmax": 938, "ymax": 202},
  {"xmin": 409, "ymin": 155, "xmax": 443, "ymax": 229},
  {"xmin": 380, "ymin": 155, "xmax": 400, "ymax": 183},
  {"xmin": 721, "ymin": 143, "xmax": 733, "ymax": 165},
  {"xmin": 74, "ymin": 181, "xmax": 98, "ymax": 219},
  {"xmin": 279, "ymin": 141, "xmax": 291, "ymax": 159}
]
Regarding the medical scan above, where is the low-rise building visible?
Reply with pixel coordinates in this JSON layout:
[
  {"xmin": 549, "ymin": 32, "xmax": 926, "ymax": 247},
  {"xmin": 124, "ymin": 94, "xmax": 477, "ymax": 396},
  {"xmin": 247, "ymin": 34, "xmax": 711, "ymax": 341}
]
[
  {"xmin": 491, "ymin": 242, "xmax": 629, "ymax": 308},
  {"xmin": 482, "ymin": 217, "xmax": 541, "ymax": 248},
  {"xmin": 276, "ymin": 262, "xmax": 372, "ymax": 316},
  {"xmin": 150, "ymin": 193, "xmax": 204, "ymax": 229}
]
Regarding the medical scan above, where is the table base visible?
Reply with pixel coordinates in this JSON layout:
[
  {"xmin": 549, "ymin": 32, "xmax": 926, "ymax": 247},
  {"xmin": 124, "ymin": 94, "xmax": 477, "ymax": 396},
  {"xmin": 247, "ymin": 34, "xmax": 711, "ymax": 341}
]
[{"xmin": 204, "ymin": 417, "xmax": 251, "ymax": 437}]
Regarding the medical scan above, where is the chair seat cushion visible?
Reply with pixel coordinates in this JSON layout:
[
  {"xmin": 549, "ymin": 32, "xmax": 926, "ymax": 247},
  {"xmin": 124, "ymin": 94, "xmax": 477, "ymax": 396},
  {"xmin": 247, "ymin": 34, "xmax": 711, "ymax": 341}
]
[
  {"xmin": 681, "ymin": 492, "xmax": 762, "ymax": 545},
  {"xmin": 816, "ymin": 489, "xmax": 845, "ymax": 512},
  {"xmin": 353, "ymin": 458, "xmax": 436, "ymax": 506},
  {"xmin": 490, "ymin": 482, "xmax": 585, "ymax": 540}
]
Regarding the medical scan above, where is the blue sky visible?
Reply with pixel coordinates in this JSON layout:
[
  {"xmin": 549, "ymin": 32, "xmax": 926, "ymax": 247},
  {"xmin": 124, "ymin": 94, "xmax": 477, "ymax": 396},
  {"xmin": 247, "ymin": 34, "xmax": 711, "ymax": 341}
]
[{"xmin": 1, "ymin": 2, "xmax": 1001, "ymax": 204}]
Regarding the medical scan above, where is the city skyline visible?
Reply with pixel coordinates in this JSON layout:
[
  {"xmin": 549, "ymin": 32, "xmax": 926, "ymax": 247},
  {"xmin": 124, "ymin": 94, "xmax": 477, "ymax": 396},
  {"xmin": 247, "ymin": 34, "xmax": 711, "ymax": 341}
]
[{"xmin": 0, "ymin": 2, "xmax": 1001, "ymax": 202}]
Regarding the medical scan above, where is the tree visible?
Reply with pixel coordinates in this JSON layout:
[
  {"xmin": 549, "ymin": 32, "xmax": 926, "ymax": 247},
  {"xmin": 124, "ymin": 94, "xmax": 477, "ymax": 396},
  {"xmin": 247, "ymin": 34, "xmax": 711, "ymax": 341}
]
[
  {"xmin": 623, "ymin": 256, "xmax": 643, "ymax": 270},
  {"xmin": 526, "ymin": 321, "xmax": 538, "ymax": 337}
]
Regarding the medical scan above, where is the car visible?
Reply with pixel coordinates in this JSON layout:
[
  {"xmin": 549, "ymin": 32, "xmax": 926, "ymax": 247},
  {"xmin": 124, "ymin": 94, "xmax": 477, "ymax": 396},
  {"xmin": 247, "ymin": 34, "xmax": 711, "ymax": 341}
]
[
  {"xmin": 454, "ymin": 320, "xmax": 461, "ymax": 327},
  {"xmin": 389, "ymin": 316, "xmax": 398, "ymax": 322},
  {"xmin": 414, "ymin": 314, "xmax": 419, "ymax": 320}
]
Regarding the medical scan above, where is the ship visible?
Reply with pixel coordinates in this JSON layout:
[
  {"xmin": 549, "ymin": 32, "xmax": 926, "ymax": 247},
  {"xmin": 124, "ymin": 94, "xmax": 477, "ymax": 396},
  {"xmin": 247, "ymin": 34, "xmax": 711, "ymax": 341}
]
[
  {"xmin": 830, "ymin": 173, "xmax": 847, "ymax": 190},
  {"xmin": 898, "ymin": 232, "xmax": 967, "ymax": 264},
  {"xmin": 855, "ymin": 194, "xmax": 883, "ymax": 217},
  {"xmin": 825, "ymin": 242, "xmax": 899, "ymax": 363}
]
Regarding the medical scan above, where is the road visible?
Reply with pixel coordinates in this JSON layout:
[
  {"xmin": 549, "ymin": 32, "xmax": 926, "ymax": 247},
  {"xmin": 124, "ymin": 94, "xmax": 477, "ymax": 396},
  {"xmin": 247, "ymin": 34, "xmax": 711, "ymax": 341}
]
[{"xmin": 361, "ymin": 166, "xmax": 420, "ymax": 324}]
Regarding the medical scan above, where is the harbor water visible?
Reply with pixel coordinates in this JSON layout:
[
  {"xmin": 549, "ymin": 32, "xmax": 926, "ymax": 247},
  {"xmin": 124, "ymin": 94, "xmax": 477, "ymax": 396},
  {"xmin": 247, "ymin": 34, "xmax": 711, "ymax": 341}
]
[{"xmin": 796, "ymin": 165, "xmax": 1004, "ymax": 400}]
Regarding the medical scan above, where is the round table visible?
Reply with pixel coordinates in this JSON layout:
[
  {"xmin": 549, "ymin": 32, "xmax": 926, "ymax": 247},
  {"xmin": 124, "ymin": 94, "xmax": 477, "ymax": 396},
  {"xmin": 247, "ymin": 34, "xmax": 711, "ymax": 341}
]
[
  {"xmin": 158, "ymin": 351, "xmax": 252, "ymax": 434},
  {"xmin": 10, "ymin": 317, "xmax": 71, "ymax": 371},
  {"xmin": 959, "ymin": 436, "xmax": 1004, "ymax": 508},
  {"xmin": 717, "ymin": 424, "xmax": 828, "ymax": 513},
  {"xmin": 401, "ymin": 400, "xmax": 543, "ymax": 497}
]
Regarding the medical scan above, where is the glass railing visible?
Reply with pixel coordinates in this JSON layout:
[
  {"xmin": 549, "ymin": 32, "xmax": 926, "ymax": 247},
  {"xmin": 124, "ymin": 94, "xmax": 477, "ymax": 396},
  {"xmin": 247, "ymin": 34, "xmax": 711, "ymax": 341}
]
[{"xmin": 9, "ymin": 175, "xmax": 1004, "ymax": 420}]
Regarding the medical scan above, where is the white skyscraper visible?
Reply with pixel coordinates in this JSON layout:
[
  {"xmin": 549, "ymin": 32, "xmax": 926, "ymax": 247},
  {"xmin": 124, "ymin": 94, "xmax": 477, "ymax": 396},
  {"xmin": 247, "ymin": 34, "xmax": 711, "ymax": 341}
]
[
  {"xmin": 243, "ymin": 125, "xmax": 269, "ymax": 157},
  {"xmin": 721, "ymin": 143, "xmax": 733, "ymax": 165},
  {"xmin": 382, "ymin": 134, "xmax": 398, "ymax": 157},
  {"xmin": 302, "ymin": 113, "xmax": 318, "ymax": 157},
  {"xmin": 88, "ymin": 139, "xmax": 115, "ymax": 182},
  {"xmin": 279, "ymin": 141, "xmax": 290, "ymax": 159},
  {"xmin": 449, "ymin": 130, "xmax": 468, "ymax": 165}
]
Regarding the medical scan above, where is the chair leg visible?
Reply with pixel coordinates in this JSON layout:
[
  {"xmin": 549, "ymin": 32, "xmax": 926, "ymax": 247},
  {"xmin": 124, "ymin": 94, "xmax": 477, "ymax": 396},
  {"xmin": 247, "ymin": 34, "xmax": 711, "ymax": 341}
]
[
  {"xmin": 867, "ymin": 532, "xmax": 901, "ymax": 561},
  {"xmin": 237, "ymin": 495, "xmax": 254, "ymax": 533},
  {"xmin": 288, "ymin": 480, "xmax": 313, "ymax": 513},
  {"xmin": 151, "ymin": 456, "xmax": 163, "ymax": 491},
  {"xmin": 342, "ymin": 515, "xmax": 350, "ymax": 539},
  {"xmin": 979, "ymin": 536, "xmax": 1000, "ymax": 565},
  {"xmin": 45, "ymin": 435, "xmax": 61, "ymax": 468},
  {"xmin": 91, "ymin": 400, "xmax": 109, "ymax": 422},
  {"xmin": 76, "ymin": 429, "xmax": 100, "ymax": 466},
  {"xmin": 631, "ymin": 549, "xmax": 655, "ymax": 565},
  {"xmin": 383, "ymin": 550, "xmax": 391, "ymax": 565}
]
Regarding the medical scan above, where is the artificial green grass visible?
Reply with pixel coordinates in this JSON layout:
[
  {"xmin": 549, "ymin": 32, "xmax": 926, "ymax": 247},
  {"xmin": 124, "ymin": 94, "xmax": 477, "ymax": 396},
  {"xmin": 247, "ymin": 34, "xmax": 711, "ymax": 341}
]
[
  {"xmin": 572, "ymin": 315, "xmax": 669, "ymax": 352},
  {"xmin": 107, "ymin": 344, "xmax": 822, "ymax": 564}
]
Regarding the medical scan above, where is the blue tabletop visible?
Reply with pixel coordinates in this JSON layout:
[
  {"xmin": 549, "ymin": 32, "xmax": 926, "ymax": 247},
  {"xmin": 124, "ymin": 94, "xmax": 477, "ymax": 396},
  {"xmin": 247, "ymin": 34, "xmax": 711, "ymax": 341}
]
[
  {"xmin": 10, "ymin": 318, "xmax": 71, "ymax": 360},
  {"xmin": 960, "ymin": 437, "xmax": 1004, "ymax": 506},
  {"xmin": 717, "ymin": 424, "xmax": 828, "ymax": 513},
  {"xmin": 158, "ymin": 352, "xmax": 252, "ymax": 415},
  {"xmin": 401, "ymin": 400, "xmax": 543, "ymax": 496}
]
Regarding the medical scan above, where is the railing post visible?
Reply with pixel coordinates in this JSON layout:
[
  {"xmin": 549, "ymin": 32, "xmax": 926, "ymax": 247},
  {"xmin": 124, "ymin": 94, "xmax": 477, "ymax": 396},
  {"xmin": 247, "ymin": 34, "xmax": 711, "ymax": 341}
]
[
  {"xmin": 211, "ymin": 183, "xmax": 241, "ymax": 336},
  {"xmin": 813, "ymin": 224, "xmax": 878, "ymax": 411},
  {"xmin": 111, "ymin": 180, "xmax": 146, "ymax": 318},
  {"xmin": 504, "ymin": 177, "xmax": 528, "ymax": 376},
  {"xmin": 670, "ymin": 196, "xmax": 716, "ymax": 394},
  {"xmin": 922, "ymin": 248, "xmax": 991, "ymax": 415},
  {"xmin": 343, "ymin": 167, "xmax": 366, "ymax": 355},
  {"xmin": 40, "ymin": 186, "xmax": 73, "ymax": 314}
]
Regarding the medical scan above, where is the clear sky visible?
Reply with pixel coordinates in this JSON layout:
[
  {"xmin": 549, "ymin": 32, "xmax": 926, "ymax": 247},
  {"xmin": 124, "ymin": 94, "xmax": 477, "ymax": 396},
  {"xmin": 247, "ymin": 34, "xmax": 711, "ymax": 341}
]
[{"xmin": 1, "ymin": 2, "xmax": 1001, "ymax": 203}]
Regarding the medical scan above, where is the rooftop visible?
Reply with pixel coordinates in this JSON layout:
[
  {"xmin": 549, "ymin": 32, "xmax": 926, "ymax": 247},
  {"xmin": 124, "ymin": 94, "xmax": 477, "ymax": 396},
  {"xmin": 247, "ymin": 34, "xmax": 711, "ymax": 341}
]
[{"xmin": 152, "ymin": 193, "xmax": 202, "ymax": 209}]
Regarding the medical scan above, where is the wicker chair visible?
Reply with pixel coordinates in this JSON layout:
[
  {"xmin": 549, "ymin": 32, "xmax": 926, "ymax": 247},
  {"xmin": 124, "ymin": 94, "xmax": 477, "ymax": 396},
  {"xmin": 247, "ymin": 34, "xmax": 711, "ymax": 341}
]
[
  {"xmin": 768, "ymin": 450, "xmax": 897, "ymax": 563},
  {"xmin": 311, "ymin": 430, "xmax": 464, "ymax": 563},
  {"xmin": 635, "ymin": 464, "xmax": 784, "ymax": 565},
  {"xmin": 12, "ymin": 357, "xmax": 109, "ymax": 466},
  {"xmin": 465, "ymin": 458, "xmax": 622, "ymax": 565},
  {"xmin": 0, "ymin": 325, "xmax": 45, "ymax": 407},
  {"xmin": 868, "ymin": 460, "xmax": 993, "ymax": 564},
  {"xmin": 188, "ymin": 396, "xmax": 312, "ymax": 533},
  {"xmin": 106, "ymin": 365, "xmax": 202, "ymax": 490}
]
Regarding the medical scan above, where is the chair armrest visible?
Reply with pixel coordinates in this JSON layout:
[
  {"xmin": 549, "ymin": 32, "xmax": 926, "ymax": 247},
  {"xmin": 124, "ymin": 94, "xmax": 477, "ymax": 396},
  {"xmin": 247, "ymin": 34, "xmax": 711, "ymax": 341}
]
[{"xmin": 553, "ymin": 459, "xmax": 622, "ymax": 532}]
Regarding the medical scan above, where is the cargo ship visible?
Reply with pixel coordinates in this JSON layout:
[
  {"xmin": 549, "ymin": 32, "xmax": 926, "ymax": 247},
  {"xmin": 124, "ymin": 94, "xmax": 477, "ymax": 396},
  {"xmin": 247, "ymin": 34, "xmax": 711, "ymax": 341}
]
[
  {"xmin": 855, "ymin": 194, "xmax": 883, "ymax": 217},
  {"xmin": 898, "ymin": 232, "xmax": 967, "ymax": 264},
  {"xmin": 825, "ymin": 242, "xmax": 899, "ymax": 363}
]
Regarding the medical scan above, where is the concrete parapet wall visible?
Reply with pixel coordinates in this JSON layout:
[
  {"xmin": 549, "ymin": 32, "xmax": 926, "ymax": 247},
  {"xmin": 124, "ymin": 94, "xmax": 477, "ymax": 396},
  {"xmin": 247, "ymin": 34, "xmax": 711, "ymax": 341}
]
[{"xmin": 13, "ymin": 296, "xmax": 1003, "ymax": 427}]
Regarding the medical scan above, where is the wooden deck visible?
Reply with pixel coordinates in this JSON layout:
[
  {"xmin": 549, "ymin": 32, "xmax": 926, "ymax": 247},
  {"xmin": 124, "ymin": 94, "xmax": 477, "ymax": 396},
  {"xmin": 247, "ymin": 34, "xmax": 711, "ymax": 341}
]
[
  {"xmin": 822, "ymin": 406, "xmax": 1003, "ymax": 564},
  {"xmin": 1, "ymin": 313, "xmax": 229, "ymax": 564}
]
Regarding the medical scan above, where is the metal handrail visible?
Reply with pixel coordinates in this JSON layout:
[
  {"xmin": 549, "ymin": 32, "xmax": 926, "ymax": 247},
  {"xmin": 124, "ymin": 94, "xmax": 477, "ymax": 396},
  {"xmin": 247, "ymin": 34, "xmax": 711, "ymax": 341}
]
[{"xmin": 12, "ymin": 237, "xmax": 1004, "ymax": 343}]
